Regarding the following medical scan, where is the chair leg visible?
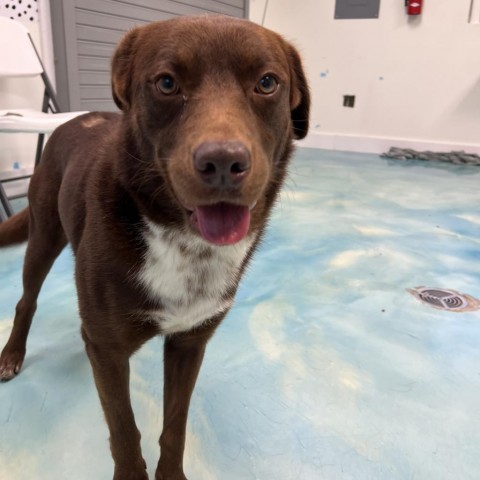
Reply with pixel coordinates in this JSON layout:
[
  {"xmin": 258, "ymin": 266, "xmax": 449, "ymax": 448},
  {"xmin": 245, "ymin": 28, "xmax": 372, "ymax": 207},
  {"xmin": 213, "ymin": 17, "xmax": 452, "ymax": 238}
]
[
  {"xmin": 0, "ymin": 182, "xmax": 15, "ymax": 220},
  {"xmin": 34, "ymin": 133, "xmax": 45, "ymax": 167},
  {"xmin": 0, "ymin": 203, "xmax": 6, "ymax": 222}
]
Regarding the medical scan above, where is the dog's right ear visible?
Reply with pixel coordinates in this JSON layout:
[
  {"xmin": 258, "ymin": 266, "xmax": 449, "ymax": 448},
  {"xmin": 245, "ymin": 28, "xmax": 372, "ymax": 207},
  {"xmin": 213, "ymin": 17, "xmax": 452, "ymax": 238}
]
[{"xmin": 111, "ymin": 28, "xmax": 139, "ymax": 111}]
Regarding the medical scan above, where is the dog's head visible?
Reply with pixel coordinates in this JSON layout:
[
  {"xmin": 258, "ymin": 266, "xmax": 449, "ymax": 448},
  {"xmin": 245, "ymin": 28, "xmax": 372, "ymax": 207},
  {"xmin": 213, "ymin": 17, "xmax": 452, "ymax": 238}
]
[{"xmin": 111, "ymin": 16, "xmax": 310, "ymax": 245}]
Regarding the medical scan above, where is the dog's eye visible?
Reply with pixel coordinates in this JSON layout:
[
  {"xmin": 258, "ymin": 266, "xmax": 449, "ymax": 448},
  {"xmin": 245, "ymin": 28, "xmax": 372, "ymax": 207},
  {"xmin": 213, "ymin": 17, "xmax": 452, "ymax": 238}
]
[
  {"xmin": 255, "ymin": 75, "xmax": 279, "ymax": 95},
  {"xmin": 155, "ymin": 75, "xmax": 179, "ymax": 95}
]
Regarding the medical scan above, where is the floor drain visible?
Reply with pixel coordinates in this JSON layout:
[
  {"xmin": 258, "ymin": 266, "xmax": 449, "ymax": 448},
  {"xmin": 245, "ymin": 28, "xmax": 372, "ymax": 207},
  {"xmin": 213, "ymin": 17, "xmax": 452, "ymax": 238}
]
[{"xmin": 407, "ymin": 287, "xmax": 480, "ymax": 312}]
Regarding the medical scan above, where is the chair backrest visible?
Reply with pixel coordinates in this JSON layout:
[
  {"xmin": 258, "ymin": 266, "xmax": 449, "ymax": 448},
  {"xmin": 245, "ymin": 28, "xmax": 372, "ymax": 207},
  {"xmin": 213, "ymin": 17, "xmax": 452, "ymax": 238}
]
[{"xmin": 0, "ymin": 17, "xmax": 43, "ymax": 77}]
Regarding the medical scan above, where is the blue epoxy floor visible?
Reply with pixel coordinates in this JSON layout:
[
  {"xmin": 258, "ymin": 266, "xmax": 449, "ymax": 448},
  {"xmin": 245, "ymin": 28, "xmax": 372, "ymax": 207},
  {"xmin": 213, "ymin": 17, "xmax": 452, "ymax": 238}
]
[{"xmin": 1, "ymin": 148, "xmax": 480, "ymax": 479}]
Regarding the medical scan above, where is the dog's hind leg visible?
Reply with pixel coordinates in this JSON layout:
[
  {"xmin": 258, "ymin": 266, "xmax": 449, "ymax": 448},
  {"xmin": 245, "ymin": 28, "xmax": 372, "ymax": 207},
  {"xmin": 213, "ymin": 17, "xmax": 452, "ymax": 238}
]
[{"xmin": 0, "ymin": 202, "xmax": 67, "ymax": 381}]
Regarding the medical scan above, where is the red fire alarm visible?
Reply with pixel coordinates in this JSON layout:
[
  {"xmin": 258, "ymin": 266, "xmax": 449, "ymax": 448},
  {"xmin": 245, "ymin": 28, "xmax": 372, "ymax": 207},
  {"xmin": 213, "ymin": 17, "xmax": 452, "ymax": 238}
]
[{"xmin": 407, "ymin": 0, "xmax": 422, "ymax": 15}]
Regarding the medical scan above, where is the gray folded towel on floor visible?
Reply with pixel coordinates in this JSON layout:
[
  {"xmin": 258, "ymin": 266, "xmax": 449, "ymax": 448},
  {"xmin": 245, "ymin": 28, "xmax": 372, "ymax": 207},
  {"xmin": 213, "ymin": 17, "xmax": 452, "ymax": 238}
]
[{"xmin": 381, "ymin": 147, "xmax": 480, "ymax": 166}]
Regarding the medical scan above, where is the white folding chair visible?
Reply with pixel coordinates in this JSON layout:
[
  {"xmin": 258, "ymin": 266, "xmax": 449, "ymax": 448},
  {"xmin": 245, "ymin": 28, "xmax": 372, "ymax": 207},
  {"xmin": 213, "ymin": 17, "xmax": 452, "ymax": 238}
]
[{"xmin": 0, "ymin": 17, "xmax": 88, "ymax": 221}]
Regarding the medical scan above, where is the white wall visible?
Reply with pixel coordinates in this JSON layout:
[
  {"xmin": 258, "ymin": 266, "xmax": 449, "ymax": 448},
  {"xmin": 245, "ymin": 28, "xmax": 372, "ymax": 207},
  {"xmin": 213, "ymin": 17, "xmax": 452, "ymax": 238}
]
[{"xmin": 250, "ymin": 0, "xmax": 480, "ymax": 153}]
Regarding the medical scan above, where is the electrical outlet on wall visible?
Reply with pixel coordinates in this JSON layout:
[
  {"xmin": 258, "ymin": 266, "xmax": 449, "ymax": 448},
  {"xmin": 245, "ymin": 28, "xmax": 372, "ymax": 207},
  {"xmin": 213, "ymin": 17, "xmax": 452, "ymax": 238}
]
[{"xmin": 343, "ymin": 95, "xmax": 355, "ymax": 108}]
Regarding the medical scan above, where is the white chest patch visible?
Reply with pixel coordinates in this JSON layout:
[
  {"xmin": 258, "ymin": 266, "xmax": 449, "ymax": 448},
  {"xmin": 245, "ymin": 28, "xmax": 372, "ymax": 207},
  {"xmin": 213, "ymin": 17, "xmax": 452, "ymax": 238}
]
[{"xmin": 137, "ymin": 221, "xmax": 255, "ymax": 335}]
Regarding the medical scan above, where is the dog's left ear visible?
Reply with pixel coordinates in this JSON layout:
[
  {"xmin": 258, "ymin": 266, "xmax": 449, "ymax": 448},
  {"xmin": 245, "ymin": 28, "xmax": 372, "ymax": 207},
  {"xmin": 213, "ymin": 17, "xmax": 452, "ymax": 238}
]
[
  {"xmin": 111, "ymin": 28, "xmax": 140, "ymax": 111},
  {"xmin": 285, "ymin": 43, "xmax": 311, "ymax": 140}
]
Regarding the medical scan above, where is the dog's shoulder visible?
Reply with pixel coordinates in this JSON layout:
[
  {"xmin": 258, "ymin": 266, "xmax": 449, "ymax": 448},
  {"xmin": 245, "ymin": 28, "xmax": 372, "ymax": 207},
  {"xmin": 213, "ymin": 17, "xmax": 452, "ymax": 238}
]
[{"xmin": 54, "ymin": 111, "xmax": 121, "ymax": 136}]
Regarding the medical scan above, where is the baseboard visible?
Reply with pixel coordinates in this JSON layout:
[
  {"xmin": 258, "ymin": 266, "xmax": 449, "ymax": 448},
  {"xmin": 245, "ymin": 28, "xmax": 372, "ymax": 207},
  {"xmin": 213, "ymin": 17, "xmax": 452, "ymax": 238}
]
[{"xmin": 297, "ymin": 132, "xmax": 480, "ymax": 155}]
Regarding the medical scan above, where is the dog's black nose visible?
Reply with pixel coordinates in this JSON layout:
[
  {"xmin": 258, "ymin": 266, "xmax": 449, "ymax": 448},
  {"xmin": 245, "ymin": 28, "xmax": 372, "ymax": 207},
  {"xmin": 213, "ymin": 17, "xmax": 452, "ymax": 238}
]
[{"xmin": 193, "ymin": 141, "xmax": 251, "ymax": 188}]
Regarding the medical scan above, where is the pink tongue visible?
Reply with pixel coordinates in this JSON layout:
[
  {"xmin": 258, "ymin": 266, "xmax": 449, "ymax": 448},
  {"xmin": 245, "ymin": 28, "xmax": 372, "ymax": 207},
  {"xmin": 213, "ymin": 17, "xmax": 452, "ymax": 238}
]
[{"xmin": 195, "ymin": 203, "xmax": 251, "ymax": 245}]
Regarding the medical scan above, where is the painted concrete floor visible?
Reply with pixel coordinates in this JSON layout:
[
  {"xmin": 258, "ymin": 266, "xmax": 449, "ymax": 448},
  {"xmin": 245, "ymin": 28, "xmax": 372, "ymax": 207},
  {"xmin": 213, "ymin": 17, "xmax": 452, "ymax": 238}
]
[{"xmin": 1, "ymin": 148, "xmax": 479, "ymax": 480}]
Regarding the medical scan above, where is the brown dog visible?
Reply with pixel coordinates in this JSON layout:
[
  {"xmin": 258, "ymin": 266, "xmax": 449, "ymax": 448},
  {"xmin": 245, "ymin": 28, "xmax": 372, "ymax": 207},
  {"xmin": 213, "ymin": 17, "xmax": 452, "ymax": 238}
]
[{"xmin": 0, "ymin": 15, "xmax": 309, "ymax": 480}]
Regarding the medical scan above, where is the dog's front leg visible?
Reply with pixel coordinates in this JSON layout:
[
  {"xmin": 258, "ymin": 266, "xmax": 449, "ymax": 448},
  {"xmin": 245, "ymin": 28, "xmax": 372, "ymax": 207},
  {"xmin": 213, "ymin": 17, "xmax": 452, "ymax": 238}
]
[
  {"xmin": 82, "ymin": 328, "xmax": 148, "ymax": 480},
  {"xmin": 156, "ymin": 319, "xmax": 221, "ymax": 480}
]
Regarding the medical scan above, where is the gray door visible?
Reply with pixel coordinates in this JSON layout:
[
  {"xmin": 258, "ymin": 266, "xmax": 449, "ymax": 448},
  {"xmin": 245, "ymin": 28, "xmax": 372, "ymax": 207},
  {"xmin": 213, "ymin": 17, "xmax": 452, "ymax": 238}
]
[{"xmin": 50, "ymin": 0, "xmax": 249, "ymax": 112}]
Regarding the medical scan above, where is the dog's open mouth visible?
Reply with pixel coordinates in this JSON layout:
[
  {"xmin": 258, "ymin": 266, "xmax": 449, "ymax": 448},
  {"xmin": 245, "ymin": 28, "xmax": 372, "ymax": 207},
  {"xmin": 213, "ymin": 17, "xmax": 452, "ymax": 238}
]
[{"xmin": 191, "ymin": 203, "xmax": 251, "ymax": 245}]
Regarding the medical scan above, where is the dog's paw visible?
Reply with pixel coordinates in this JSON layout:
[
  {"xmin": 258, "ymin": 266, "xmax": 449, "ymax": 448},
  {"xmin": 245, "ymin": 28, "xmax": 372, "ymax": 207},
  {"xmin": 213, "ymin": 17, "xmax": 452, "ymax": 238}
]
[
  {"xmin": 113, "ymin": 469, "xmax": 148, "ymax": 480},
  {"xmin": 0, "ymin": 347, "xmax": 25, "ymax": 381},
  {"xmin": 155, "ymin": 475, "xmax": 188, "ymax": 480},
  {"xmin": 155, "ymin": 470, "xmax": 188, "ymax": 480},
  {"xmin": 112, "ymin": 459, "xmax": 148, "ymax": 480}
]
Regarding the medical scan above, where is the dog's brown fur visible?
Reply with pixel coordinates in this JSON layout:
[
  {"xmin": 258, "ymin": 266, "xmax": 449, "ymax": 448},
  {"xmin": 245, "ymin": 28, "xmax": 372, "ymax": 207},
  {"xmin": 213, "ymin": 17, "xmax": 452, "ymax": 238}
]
[{"xmin": 0, "ymin": 16, "xmax": 309, "ymax": 480}]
